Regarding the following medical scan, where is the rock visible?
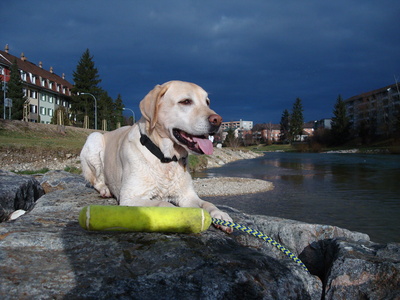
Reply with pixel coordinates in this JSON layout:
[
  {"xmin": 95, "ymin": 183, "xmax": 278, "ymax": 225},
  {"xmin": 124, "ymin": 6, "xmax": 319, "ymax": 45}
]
[
  {"xmin": 0, "ymin": 172, "xmax": 322, "ymax": 299},
  {"xmin": 0, "ymin": 171, "xmax": 399, "ymax": 299},
  {"xmin": 39, "ymin": 170, "xmax": 90, "ymax": 193},
  {"xmin": 0, "ymin": 170, "xmax": 45, "ymax": 222},
  {"xmin": 8, "ymin": 209, "xmax": 26, "ymax": 220},
  {"xmin": 323, "ymin": 239, "xmax": 400, "ymax": 299}
]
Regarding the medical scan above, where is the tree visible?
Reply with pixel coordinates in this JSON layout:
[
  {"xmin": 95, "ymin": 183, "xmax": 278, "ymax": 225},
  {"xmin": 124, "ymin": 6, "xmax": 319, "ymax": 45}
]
[
  {"xmin": 71, "ymin": 49, "xmax": 102, "ymax": 128},
  {"xmin": 330, "ymin": 95, "xmax": 351, "ymax": 145},
  {"xmin": 51, "ymin": 106, "xmax": 71, "ymax": 126},
  {"xmin": 279, "ymin": 109, "xmax": 290, "ymax": 143},
  {"xmin": 113, "ymin": 94, "xmax": 125, "ymax": 129},
  {"xmin": 8, "ymin": 59, "xmax": 26, "ymax": 120},
  {"xmin": 289, "ymin": 98, "xmax": 304, "ymax": 142},
  {"xmin": 224, "ymin": 128, "xmax": 240, "ymax": 148},
  {"xmin": 97, "ymin": 90, "xmax": 114, "ymax": 130}
]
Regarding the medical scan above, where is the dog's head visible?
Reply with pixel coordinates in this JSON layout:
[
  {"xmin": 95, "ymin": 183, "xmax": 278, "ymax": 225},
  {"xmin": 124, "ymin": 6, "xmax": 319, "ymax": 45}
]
[{"xmin": 139, "ymin": 81, "xmax": 222, "ymax": 155}]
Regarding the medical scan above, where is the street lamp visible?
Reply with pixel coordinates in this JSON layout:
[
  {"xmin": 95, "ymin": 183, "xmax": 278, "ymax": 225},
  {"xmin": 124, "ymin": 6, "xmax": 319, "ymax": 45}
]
[
  {"xmin": 123, "ymin": 107, "xmax": 135, "ymax": 125},
  {"xmin": 1, "ymin": 66, "xmax": 8, "ymax": 120},
  {"xmin": 78, "ymin": 92, "xmax": 97, "ymax": 130}
]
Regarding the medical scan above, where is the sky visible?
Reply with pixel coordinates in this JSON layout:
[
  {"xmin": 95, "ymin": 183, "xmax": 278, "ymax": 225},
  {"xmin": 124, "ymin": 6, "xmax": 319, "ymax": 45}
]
[{"xmin": 1, "ymin": 1, "xmax": 399, "ymax": 124}]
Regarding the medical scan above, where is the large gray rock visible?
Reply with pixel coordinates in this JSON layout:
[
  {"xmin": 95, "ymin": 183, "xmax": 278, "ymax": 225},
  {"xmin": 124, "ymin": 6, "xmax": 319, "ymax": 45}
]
[
  {"xmin": 0, "ymin": 170, "xmax": 45, "ymax": 222},
  {"xmin": 0, "ymin": 171, "xmax": 399, "ymax": 299},
  {"xmin": 323, "ymin": 239, "xmax": 400, "ymax": 299}
]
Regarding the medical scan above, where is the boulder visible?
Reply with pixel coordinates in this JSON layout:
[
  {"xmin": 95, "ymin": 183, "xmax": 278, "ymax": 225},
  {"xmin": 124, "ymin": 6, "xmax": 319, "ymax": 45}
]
[
  {"xmin": 323, "ymin": 239, "xmax": 400, "ymax": 299},
  {"xmin": 0, "ymin": 170, "xmax": 44, "ymax": 222},
  {"xmin": 0, "ymin": 171, "xmax": 399, "ymax": 299}
]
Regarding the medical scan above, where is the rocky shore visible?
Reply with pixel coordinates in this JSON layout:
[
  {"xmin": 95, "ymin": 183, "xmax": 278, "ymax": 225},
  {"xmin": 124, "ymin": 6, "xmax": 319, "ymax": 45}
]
[
  {"xmin": 0, "ymin": 146, "xmax": 399, "ymax": 299},
  {"xmin": 1, "ymin": 170, "xmax": 399, "ymax": 299}
]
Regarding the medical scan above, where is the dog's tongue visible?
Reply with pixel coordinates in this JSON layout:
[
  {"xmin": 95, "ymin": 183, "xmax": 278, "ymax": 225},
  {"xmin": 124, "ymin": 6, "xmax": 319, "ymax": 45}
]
[{"xmin": 193, "ymin": 137, "xmax": 213, "ymax": 155}]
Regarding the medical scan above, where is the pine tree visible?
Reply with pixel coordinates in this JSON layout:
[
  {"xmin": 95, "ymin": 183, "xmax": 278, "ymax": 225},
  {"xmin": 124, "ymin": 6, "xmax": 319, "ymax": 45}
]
[
  {"xmin": 279, "ymin": 109, "xmax": 290, "ymax": 143},
  {"xmin": 113, "ymin": 94, "xmax": 125, "ymax": 128},
  {"xmin": 71, "ymin": 49, "xmax": 102, "ymax": 128},
  {"xmin": 8, "ymin": 59, "xmax": 26, "ymax": 120},
  {"xmin": 331, "ymin": 95, "xmax": 350, "ymax": 145},
  {"xmin": 290, "ymin": 98, "xmax": 304, "ymax": 142}
]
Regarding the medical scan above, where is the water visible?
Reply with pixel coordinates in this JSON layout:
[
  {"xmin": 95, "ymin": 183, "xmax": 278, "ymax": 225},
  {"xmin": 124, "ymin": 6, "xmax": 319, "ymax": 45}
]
[{"xmin": 195, "ymin": 152, "xmax": 400, "ymax": 244}]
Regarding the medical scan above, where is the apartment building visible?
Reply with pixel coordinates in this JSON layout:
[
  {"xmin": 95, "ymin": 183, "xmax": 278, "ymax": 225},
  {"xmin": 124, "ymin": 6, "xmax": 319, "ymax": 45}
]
[
  {"xmin": 344, "ymin": 82, "xmax": 400, "ymax": 135},
  {"xmin": 221, "ymin": 119, "xmax": 253, "ymax": 131},
  {"xmin": 0, "ymin": 45, "xmax": 73, "ymax": 123}
]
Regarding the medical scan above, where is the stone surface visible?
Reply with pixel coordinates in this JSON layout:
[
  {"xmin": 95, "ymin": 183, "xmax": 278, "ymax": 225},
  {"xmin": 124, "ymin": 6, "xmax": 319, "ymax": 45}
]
[
  {"xmin": 323, "ymin": 239, "xmax": 400, "ymax": 299},
  {"xmin": 0, "ymin": 171, "xmax": 399, "ymax": 299},
  {"xmin": 0, "ymin": 170, "xmax": 45, "ymax": 222}
]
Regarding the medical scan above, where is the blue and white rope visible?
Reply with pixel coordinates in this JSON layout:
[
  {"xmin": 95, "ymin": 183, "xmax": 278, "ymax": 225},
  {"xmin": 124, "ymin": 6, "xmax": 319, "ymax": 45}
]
[{"xmin": 212, "ymin": 218, "xmax": 309, "ymax": 272}]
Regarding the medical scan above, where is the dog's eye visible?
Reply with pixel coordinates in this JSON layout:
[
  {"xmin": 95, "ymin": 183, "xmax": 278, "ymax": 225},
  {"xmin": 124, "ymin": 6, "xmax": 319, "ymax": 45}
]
[
  {"xmin": 206, "ymin": 99, "xmax": 210, "ymax": 106},
  {"xmin": 179, "ymin": 99, "xmax": 192, "ymax": 105}
]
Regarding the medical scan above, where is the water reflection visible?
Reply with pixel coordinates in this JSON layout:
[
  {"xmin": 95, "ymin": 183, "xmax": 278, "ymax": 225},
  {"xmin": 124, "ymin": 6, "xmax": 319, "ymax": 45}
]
[{"xmin": 196, "ymin": 152, "xmax": 400, "ymax": 244}]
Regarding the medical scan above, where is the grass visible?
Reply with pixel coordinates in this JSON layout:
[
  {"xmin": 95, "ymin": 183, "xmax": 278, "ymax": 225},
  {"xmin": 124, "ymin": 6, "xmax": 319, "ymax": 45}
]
[
  {"xmin": 63, "ymin": 165, "xmax": 82, "ymax": 174},
  {"xmin": 188, "ymin": 155, "xmax": 208, "ymax": 171},
  {"xmin": 0, "ymin": 120, "xmax": 96, "ymax": 160},
  {"xmin": 249, "ymin": 144, "xmax": 294, "ymax": 152}
]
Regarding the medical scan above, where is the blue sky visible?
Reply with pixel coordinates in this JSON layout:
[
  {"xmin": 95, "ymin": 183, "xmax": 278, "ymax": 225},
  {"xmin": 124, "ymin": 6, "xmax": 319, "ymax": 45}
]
[{"xmin": 1, "ymin": 1, "xmax": 399, "ymax": 124}]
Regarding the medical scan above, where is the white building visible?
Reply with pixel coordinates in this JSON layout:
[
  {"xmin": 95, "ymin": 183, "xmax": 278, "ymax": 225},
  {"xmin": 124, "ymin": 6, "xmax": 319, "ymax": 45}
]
[{"xmin": 221, "ymin": 119, "xmax": 253, "ymax": 131}]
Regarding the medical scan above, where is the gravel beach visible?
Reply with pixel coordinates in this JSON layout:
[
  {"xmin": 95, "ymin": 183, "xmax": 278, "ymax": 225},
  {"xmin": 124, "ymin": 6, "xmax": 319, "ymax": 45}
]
[{"xmin": 193, "ymin": 177, "xmax": 273, "ymax": 197}]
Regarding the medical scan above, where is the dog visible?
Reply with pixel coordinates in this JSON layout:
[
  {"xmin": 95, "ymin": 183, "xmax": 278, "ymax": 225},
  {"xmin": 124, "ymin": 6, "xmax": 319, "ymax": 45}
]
[{"xmin": 80, "ymin": 81, "xmax": 233, "ymax": 232}]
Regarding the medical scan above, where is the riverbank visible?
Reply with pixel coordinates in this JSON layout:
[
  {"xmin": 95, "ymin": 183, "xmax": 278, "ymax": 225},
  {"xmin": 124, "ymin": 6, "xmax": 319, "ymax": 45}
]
[{"xmin": 0, "ymin": 119, "xmax": 263, "ymax": 173}]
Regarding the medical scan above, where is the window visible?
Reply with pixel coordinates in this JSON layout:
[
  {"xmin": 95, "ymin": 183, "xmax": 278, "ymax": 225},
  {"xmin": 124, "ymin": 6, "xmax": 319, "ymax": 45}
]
[
  {"xmin": 48, "ymin": 96, "xmax": 54, "ymax": 103},
  {"xmin": 57, "ymin": 84, "xmax": 60, "ymax": 92},
  {"xmin": 20, "ymin": 71, "xmax": 27, "ymax": 81},
  {"xmin": 32, "ymin": 75, "xmax": 36, "ymax": 84},
  {"xmin": 30, "ymin": 90, "xmax": 37, "ymax": 99},
  {"xmin": 23, "ymin": 88, "xmax": 27, "ymax": 97},
  {"xmin": 49, "ymin": 81, "xmax": 53, "ymax": 89},
  {"xmin": 30, "ymin": 105, "xmax": 37, "ymax": 113},
  {"xmin": 48, "ymin": 108, "xmax": 54, "ymax": 117},
  {"xmin": 41, "ymin": 94, "xmax": 46, "ymax": 101},
  {"xmin": 40, "ymin": 107, "xmax": 46, "ymax": 115},
  {"xmin": 41, "ymin": 78, "xmax": 46, "ymax": 87}
]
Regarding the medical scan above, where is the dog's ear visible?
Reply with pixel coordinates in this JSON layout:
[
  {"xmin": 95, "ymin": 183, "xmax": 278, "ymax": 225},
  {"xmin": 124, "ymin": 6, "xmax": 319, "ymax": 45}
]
[{"xmin": 139, "ymin": 83, "xmax": 169, "ymax": 131}]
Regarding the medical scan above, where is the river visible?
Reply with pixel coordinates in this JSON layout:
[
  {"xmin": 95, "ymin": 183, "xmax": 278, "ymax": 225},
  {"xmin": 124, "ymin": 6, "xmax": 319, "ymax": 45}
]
[{"xmin": 195, "ymin": 152, "xmax": 400, "ymax": 244}]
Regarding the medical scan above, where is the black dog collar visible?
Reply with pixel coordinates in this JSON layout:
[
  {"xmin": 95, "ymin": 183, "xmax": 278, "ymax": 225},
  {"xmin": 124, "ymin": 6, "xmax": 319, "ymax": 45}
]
[{"xmin": 139, "ymin": 130, "xmax": 187, "ymax": 165}]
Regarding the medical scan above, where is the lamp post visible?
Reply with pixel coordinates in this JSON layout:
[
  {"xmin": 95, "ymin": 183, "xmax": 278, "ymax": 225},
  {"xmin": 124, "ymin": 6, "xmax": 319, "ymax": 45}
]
[
  {"xmin": 78, "ymin": 92, "xmax": 98, "ymax": 130},
  {"xmin": 123, "ymin": 107, "xmax": 135, "ymax": 125},
  {"xmin": 1, "ymin": 66, "xmax": 8, "ymax": 120}
]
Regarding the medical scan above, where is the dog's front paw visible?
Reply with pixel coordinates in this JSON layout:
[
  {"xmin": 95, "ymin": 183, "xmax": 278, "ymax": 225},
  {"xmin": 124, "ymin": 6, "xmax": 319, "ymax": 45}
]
[
  {"xmin": 99, "ymin": 186, "xmax": 112, "ymax": 198},
  {"xmin": 210, "ymin": 210, "xmax": 233, "ymax": 234}
]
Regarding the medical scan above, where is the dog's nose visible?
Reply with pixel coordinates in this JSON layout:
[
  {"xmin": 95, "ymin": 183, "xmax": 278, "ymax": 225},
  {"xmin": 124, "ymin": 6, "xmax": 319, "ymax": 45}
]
[{"xmin": 208, "ymin": 114, "xmax": 222, "ymax": 127}]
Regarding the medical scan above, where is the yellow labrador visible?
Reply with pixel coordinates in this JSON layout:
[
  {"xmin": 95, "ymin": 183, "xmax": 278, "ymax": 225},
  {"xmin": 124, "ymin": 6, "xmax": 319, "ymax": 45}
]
[{"xmin": 80, "ymin": 81, "xmax": 233, "ymax": 232}]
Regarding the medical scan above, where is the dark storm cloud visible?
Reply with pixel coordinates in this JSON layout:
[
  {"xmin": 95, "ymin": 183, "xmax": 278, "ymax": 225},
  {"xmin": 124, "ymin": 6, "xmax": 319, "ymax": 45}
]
[{"xmin": 1, "ymin": 0, "xmax": 399, "ymax": 123}]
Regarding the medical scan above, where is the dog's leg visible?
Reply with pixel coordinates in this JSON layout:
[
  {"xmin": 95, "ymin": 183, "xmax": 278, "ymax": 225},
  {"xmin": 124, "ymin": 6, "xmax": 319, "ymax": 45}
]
[{"xmin": 80, "ymin": 132, "xmax": 112, "ymax": 198}]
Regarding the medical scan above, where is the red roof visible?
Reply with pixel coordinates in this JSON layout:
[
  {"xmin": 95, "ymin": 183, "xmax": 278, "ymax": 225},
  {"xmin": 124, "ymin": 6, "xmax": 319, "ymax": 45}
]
[{"xmin": 0, "ymin": 50, "xmax": 73, "ymax": 92}]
